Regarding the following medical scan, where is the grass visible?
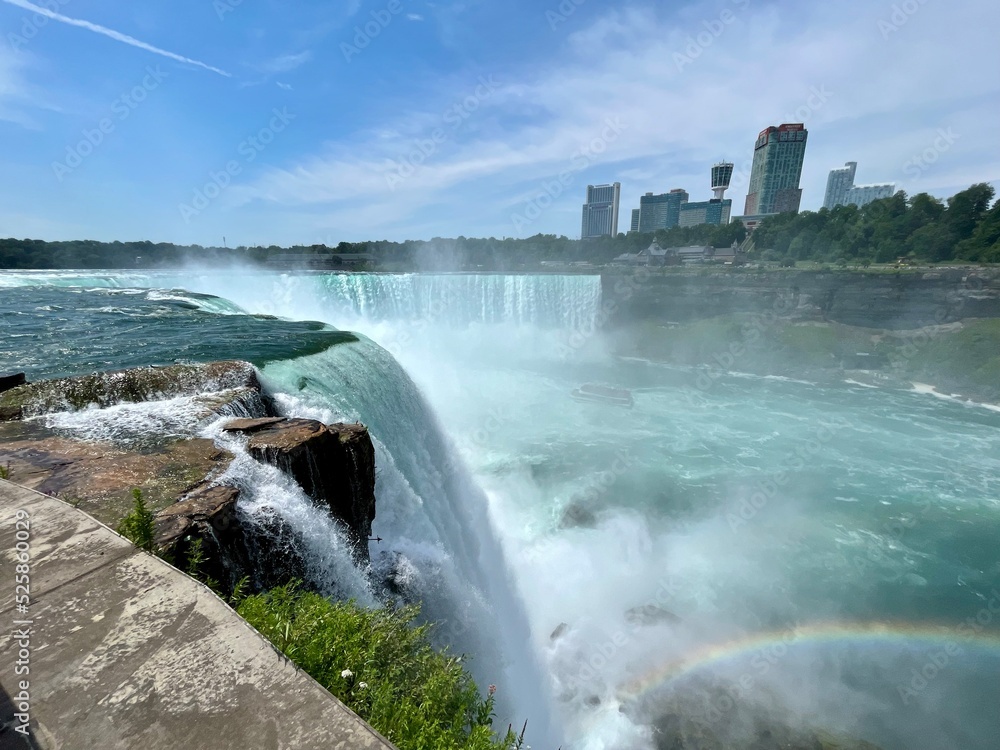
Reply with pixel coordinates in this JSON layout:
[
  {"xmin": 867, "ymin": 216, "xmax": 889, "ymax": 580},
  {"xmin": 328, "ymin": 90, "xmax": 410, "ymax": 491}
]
[
  {"xmin": 237, "ymin": 584, "xmax": 522, "ymax": 750},
  {"xmin": 0, "ymin": 462, "xmax": 9, "ymax": 480}
]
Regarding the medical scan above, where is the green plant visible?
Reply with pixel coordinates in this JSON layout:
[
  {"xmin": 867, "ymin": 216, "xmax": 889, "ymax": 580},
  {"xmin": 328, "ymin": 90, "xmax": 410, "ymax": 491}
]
[
  {"xmin": 0, "ymin": 462, "xmax": 9, "ymax": 480},
  {"xmin": 116, "ymin": 488, "xmax": 155, "ymax": 552},
  {"xmin": 237, "ymin": 584, "xmax": 520, "ymax": 750},
  {"xmin": 184, "ymin": 537, "xmax": 222, "ymax": 594},
  {"xmin": 228, "ymin": 576, "xmax": 250, "ymax": 607}
]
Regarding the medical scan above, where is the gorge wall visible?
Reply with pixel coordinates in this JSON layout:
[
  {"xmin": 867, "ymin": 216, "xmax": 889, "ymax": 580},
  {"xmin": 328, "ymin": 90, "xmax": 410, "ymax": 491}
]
[{"xmin": 602, "ymin": 268, "xmax": 1000, "ymax": 329}]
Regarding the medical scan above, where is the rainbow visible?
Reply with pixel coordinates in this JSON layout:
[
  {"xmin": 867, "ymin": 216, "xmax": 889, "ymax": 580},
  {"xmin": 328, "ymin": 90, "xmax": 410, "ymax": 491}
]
[{"xmin": 620, "ymin": 620, "xmax": 1000, "ymax": 701}]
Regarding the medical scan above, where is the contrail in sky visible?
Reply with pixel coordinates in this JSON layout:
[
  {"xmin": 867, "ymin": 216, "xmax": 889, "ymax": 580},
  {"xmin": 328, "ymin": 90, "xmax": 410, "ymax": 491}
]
[{"xmin": 1, "ymin": 0, "xmax": 231, "ymax": 77}]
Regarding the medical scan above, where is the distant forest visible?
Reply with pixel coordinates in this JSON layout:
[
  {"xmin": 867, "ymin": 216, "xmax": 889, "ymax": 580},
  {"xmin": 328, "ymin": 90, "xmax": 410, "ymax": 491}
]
[{"xmin": 0, "ymin": 183, "xmax": 996, "ymax": 271}]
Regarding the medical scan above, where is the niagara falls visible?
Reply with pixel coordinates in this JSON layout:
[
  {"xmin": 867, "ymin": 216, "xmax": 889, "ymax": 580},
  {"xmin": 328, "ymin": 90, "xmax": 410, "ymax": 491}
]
[{"xmin": 2, "ymin": 0, "xmax": 999, "ymax": 747}]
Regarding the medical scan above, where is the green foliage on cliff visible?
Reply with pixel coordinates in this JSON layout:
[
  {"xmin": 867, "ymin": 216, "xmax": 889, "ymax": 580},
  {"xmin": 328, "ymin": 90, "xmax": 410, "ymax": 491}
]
[
  {"xmin": 117, "ymin": 488, "xmax": 155, "ymax": 552},
  {"xmin": 237, "ymin": 584, "xmax": 520, "ymax": 750},
  {"xmin": 620, "ymin": 317, "xmax": 876, "ymax": 371},
  {"xmin": 753, "ymin": 184, "xmax": 999, "ymax": 265}
]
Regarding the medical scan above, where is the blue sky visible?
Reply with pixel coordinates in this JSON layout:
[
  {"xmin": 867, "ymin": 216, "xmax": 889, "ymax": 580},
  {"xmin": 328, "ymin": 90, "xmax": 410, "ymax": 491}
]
[{"xmin": 1, "ymin": 0, "xmax": 997, "ymax": 246}]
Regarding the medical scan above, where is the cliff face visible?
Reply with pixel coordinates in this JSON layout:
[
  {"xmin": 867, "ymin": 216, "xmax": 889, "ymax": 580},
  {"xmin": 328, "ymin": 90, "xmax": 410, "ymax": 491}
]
[
  {"xmin": 603, "ymin": 269, "xmax": 1000, "ymax": 329},
  {"xmin": 224, "ymin": 417, "xmax": 377, "ymax": 563},
  {"xmin": 0, "ymin": 362, "xmax": 379, "ymax": 594}
]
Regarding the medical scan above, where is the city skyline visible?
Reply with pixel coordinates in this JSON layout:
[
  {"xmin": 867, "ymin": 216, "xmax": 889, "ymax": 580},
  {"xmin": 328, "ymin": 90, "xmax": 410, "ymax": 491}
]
[
  {"xmin": 624, "ymin": 161, "xmax": 733, "ymax": 235},
  {"xmin": 0, "ymin": 0, "xmax": 995, "ymax": 245}
]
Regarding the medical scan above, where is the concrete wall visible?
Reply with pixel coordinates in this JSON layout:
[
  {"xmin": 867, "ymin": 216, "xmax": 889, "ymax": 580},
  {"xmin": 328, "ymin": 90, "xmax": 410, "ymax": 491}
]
[{"xmin": 0, "ymin": 480, "xmax": 397, "ymax": 750}]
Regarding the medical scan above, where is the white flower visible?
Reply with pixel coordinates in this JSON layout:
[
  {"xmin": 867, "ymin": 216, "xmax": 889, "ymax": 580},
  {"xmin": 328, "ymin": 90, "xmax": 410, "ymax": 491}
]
[
  {"xmin": 357, "ymin": 682, "xmax": 369, "ymax": 690},
  {"xmin": 341, "ymin": 669, "xmax": 354, "ymax": 680}
]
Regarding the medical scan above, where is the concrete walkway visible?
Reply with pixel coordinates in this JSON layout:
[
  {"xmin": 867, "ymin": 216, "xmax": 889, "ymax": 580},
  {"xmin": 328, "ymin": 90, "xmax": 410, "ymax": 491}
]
[{"xmin": 0, "ymin": 480, "xmax": 397, "ymax": 750}]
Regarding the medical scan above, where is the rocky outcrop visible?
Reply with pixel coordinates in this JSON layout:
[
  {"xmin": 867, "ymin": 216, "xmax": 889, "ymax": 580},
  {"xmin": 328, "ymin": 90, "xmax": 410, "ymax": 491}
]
[
  {"xmin": 0, "ymin": 372, "xmax": 25, "ymax": 393},
  {"xmin": 0, "ymin": 419, "xmax": 234, "ymax": 527},
  {"xmin": 224, "ymin": 417, "xmax": 377, "ymax": 562},
  {"xmin": 0, "ymin": 362, "xmax": 381, "ymax": 595},
  {"xmin": 625, "ymin": 604, "xmax": 681, "ymax": 626},
  {"xmin": 0, "ymin": 360, "xmax": 263, "ymax": 420},
  {"xmin": 154, "ymin": 483, "xmax": 247, "ymax": 586},
  {"xmin": 603, "ymin": 268, "xmax": 1000, "ymax": 330}
]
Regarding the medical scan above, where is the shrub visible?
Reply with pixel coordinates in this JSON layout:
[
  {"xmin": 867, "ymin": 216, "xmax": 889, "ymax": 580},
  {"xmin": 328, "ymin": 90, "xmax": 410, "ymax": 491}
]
[
  {"xmin": 237, "ymin": 584, "xmax": 518, "ymax": 750},
  {"xmin": 116, "ymin": 488, "xmax": 155, "ymax": 552}
]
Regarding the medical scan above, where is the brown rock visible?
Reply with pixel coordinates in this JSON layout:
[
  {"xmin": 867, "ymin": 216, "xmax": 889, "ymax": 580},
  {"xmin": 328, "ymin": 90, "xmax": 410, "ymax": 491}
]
[
  {"xmin": 0, "ymin": 418, "xmax": 234, "ymax": 528},
  {"xmin": 156, "ymin": 484, "xmax": 241, "ymax": 549},
  {"xmin": 239, "ymin": 418, "xmax": 377, "ymax": 561},
  {"xmin": 155, "ymin": 483, "xmax": 248, "ymax": 588},
  {"xmin": 222, "ymin": 416, "xmax": 287, "ymax": 433}
]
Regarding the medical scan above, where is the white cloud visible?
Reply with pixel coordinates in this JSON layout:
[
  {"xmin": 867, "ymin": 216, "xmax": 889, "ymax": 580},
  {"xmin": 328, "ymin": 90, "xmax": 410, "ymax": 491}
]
[
  {"xmin": 260, "ymin": 50, "xmax": 312, "ymax": 74},
  {"xmin": 225, "ymin": 0, "xmax": 1000, "ymax": 239},
  {"xmin": 407, "ymin": 13, "xmax": 425, "ymax": 21}
]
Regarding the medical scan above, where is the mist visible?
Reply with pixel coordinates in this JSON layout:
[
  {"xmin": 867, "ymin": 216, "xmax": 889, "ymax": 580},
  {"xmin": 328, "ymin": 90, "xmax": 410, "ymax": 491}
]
[{"xmin": 6, "ymin": 266, "xmax": 997, "ymax": 750}]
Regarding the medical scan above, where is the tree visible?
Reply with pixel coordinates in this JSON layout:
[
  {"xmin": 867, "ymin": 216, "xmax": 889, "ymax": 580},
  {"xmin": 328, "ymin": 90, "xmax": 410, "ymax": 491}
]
[
  {"xmin": 906, "ymin": 223, "xmax": 957, "ymax": 262},
  {"xmin": 946, "ymin": 183, "xmax": 996, "ymax": 241},
  {"xmin": 957, "ymin": 198, "xmax": 1000, "ymax": 261}
]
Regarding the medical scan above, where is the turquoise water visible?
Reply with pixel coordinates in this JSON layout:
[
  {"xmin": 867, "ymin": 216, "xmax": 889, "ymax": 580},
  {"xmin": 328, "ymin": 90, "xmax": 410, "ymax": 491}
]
[{"xmin": 2, "ymin": 271, "xmax": 998, "ymax": 749}]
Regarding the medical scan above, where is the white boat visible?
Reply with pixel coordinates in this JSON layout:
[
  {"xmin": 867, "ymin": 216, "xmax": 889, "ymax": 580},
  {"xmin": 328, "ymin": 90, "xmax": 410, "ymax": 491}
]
[{"xmin": 571, "ymin": 383, "xmax": 634, "ymax": 408}]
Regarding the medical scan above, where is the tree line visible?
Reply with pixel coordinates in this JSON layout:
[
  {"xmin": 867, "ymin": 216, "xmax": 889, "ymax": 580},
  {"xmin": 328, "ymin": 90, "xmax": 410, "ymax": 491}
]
[
  {"xmin": 751, "ymin": 183, "xmax": 999, "ymax": 265},
  {"xmin": 0, "ymin": 223, "xmax": 747, "ymax": 271},
  {"xmin": 0, "ymin": 184, "xmax": 996, "ymax": 270}
]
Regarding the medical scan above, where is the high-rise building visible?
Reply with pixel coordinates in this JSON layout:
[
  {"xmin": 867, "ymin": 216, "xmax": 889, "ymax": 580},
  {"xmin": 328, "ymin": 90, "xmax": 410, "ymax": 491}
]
[
  {"xmin": 744, "ymin": 123, "xmax": 808, "ymax": 216},
  {"xmin": 629, "ymin": 209, "xmax": 640, "ymax": 233},
  {"xmin": 845, "ymin": 183, "xmax": 895, "ymax": 207},
  {"xmin": 711, "ymin": 162, "xmax": 734, "ymax": 200},
  {"xmin": 823, "ymin": 162, "xmax": 857, "ymax": 209},
  {"xmin": 679, "ymin": 199, "xmax": 732, "ymax": 227},
  {"xmin": 581, "ymin": 183, "xmax": 621, "ymax": 239},
  {"xmin": 679, "ymin": 162, "xmax": 734, "ymax": 228},
  {"xmin": 638, "ymin": 189, "xmax": 689, "ymax": 232},
  {"xmin": 823, "ymin": 161, "xmax": 895, "ymax": 209}
]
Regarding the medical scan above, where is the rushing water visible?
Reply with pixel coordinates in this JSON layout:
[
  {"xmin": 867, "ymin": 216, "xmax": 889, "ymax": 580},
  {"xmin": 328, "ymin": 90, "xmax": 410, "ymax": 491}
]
[{"xmin": 2, "ymin": 270, "xmax": 999, "ymax": 750}]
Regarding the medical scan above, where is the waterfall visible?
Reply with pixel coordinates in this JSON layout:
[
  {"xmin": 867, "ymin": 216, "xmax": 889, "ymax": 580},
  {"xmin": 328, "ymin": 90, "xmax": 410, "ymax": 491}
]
[
  {"xmin": 2, "ymin": 269, "xmax": 603, "ymax": 745},
  {"xmin": 258, "ymin": 335, "xmax": 561, "ymax": 743}
]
